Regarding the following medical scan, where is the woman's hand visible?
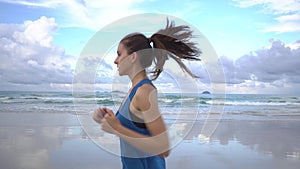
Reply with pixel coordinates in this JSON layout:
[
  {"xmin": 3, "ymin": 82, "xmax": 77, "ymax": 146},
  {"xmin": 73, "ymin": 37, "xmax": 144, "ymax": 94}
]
[
  {"xmin": 93, "ymin": 108, "xmax": 107, "ymax": 124},
  {"xmin": 100, "ymin": 108, "xmax": 122, "ymax": 134}
]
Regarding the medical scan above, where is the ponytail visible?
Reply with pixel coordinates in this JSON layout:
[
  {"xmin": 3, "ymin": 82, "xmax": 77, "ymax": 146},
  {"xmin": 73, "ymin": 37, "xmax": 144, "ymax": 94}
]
[
  {"xmin": 149, "ymin": 19, "xmax": 201, "ymax": 80},
  {"xmin": 120, "ymin": 19, "xmax": 201, "ymax": 80}
]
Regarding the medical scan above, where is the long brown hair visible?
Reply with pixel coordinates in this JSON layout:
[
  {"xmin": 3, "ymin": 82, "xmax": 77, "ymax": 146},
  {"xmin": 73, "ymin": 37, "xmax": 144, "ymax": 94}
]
[{"xmin": 120, "ymin": 19, "xmax": 201, "ymax": 80}]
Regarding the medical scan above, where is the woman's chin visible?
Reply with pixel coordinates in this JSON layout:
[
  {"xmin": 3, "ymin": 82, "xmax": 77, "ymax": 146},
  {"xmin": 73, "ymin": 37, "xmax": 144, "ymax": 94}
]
[
  {"xmin": 117, "ymin": 70, "xmax": 127, "ymax": 76},
  {"xmin": 118, "ymin": 72, "xmax": 125, "ymax": 76}
]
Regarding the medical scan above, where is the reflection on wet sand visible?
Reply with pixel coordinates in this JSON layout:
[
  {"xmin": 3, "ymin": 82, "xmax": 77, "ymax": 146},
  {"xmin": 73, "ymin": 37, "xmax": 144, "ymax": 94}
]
[
  {"xmin": 0, "ymin": 126, "xmax": 63, "ymax": 169},
  {"xmin": 167, "ymin": 120, "xmax": 300, "ymax": 169},
  {"xmin": 211, "ymin": 120, "xmax": 300, "ymax": 160},
  {"xmin": 183, "ymin": 120, "xmax": 300, "ymax": 159},
  {"xmin": 0, "ymin": 113, "xmax": 121, "ymax": 169},
  {"xmin": 0, "ymin": 113, "xmax": 299, "ymax": 169},
  {"xmin": 0, "ymin": 126, "xmax": 121, "ymax": 169}
]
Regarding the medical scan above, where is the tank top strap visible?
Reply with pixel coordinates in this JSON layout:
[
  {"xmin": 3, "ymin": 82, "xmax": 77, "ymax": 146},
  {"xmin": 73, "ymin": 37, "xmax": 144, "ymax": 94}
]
[{"xmin": 129, "ymin": 79, "xmax": 154, "ymax": 101}]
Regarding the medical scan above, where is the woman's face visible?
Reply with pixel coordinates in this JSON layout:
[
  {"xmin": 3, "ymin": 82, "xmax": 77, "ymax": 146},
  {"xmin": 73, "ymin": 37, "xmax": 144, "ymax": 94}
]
[{"xmin": 114, "ymin": 43, "xmax": 132, "ymax": 76}]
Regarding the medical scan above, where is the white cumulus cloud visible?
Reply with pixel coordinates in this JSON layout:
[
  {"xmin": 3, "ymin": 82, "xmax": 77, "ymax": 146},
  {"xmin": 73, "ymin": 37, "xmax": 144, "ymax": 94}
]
[
  {"xmin": 0, "ymin": 16, "xmax": 74, "ymax": 86},
  {"xmin": 220, "ymin": 39, "xmax": 300, "ymax": 92}
]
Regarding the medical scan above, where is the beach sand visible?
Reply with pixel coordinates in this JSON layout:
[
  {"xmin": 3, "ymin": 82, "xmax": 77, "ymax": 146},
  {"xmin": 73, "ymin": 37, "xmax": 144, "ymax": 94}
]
[{"xmin": 0, "ymin": 112, "xmax": 300, "ymax": 169}]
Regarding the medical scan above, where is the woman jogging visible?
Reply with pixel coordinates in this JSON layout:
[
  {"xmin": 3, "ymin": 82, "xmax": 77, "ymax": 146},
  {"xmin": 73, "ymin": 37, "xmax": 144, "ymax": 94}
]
[{"xmin": 93, "ymin": 19, "xmax": 201, "ymax": 169}]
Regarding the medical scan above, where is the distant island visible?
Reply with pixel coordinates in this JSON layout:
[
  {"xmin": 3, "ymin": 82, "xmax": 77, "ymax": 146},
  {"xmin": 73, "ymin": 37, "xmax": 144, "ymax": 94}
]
[{"xmin": 202, "ymin": 91, "xmax": 211, "ymax": 94}]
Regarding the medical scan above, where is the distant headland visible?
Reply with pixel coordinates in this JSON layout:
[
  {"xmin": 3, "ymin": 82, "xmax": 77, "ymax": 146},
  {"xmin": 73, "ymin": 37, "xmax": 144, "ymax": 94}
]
[{"xmin": 201, "ymin": 91, "xmax": 211, "ymax": 94}]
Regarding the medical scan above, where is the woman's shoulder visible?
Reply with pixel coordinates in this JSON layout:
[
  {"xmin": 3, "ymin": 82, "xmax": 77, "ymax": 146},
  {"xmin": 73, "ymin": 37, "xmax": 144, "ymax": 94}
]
[
  {"xmin": 135, "ymin": 83, "xmax": 157, "ymax": 99},
  {"xmin": 131, "ymin": 83, "xmax": 157, "ymax": 113}
]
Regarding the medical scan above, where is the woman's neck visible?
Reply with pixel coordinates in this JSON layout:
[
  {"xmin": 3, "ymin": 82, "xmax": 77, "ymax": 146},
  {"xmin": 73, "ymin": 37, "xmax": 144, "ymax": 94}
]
[{"xmin": 130, "ymin": 70, "xmax": 148, "ymax": 87}]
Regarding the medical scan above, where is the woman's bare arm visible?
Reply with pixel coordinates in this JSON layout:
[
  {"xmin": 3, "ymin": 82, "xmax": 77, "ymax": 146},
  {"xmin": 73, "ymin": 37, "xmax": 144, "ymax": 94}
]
[{"xmin": 100, "ymin": 86, "xmax": 170, "ymax": 157}]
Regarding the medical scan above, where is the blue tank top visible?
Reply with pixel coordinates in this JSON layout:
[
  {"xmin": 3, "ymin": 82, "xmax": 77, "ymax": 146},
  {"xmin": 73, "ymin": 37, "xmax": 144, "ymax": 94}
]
[{"xmin": 116, "ymin": 79, "xmax": 166, "ymax": 169}]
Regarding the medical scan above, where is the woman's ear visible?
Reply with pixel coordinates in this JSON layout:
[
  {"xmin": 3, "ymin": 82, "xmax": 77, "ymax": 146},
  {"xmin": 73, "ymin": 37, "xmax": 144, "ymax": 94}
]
[{"xmin": 130, "ymin": 52, "xmax": 138, "ymax": 63}]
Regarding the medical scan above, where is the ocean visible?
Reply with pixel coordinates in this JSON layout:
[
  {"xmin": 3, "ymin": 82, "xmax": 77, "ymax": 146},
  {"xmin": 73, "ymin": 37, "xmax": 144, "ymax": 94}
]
[{"xmin": 1, "ymin": 91, "xmax": 300, "ymax": 121}]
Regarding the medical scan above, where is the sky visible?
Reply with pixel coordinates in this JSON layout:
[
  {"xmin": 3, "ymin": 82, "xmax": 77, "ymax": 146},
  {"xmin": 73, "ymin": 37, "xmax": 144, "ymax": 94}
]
[{"xmin": 0, "ymin": 0, "xmax": 300, "ymax": 94}]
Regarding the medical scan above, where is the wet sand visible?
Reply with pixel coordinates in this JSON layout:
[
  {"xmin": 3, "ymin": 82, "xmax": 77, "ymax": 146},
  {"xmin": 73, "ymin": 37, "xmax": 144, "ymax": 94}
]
[{"xmin": 0, "ymin": 112, "xmax": 300, "ymax": 169}]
